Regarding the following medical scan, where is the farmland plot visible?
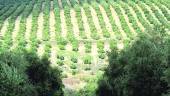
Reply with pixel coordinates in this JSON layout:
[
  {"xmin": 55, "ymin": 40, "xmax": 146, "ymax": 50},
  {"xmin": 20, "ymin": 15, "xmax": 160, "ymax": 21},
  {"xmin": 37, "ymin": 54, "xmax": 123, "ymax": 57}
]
[{"xmin": 0, "ymin": 0, "xmax": 170, "ymax": 90}]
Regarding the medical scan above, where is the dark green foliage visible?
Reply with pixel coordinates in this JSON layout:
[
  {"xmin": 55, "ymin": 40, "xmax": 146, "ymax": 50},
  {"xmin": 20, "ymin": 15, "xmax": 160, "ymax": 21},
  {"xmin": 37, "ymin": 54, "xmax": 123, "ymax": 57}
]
[
  {"xmin": 0, "ymin": 50, "xmax": 64, "ymax": 96},
  {"xmin": 98, "ymin": 53, "xmax": 105, "ymax": 59},
  {"xmin": 72, "ymin": 69, "xmax": 78, "ymax": 75},
  {"xmin": 84, "ymin": 67, "xmax": 91, "ymax": 71},
  {"xmin": 0, "ymin": 51, "xmax": 37, "ymax": 96},
  {"xmin": 26, "ymin": 52, "xmax": 63, "ymax": 96},
  {"xmin": 57, "ymin": 54, "xmax": 65, "ymax": 60},
  {"xmin": 0, "ymin": 0, "xmax": 30, "ymax": 5},
  {"xmin": 71, "ymin": 57, "xmax": 78, "ymax": 63},
  {"xmin": 70, "ymin": 63, "xmax": 77, "ymax": 69},
  {"xmin": 96, "ymin": 27, "xmax": 170, "ymax": 96},
  {"xmin": 162, "ymin": 37, "xmax": 170, "ymax": 95}
]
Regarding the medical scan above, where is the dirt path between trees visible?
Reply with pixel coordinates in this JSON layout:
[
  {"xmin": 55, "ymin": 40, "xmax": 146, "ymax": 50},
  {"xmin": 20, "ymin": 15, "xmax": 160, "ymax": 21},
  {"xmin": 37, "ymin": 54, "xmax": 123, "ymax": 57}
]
[
  {"xmin": 66, "ymin": 0, "xmax": 71, "ymax": 7},
  {"xmin": 110, "ymin": 5, "xmax": 127, "ymax": 39},
  {"xmin": 60, "ymin": 10, "xmax": 67, "ymax": 38},
  {"xmin": 128, "ymin": 5, "xmax": 145, "ymax": 32},
  {"xmin": 119, "ymin": 6, "xmax": 137, "ymax": 36},
  {"xmin": 152, "ymin": 3, "xmax": 168, "ymax": 22},
  {"xmin": 25, "ymin": 14, "xmax": 32, "ymax": 49},
  {"xmin": 50, "ymin": 4, "xmax": 56, "ymax": 41},
  {"xmin": 37, "ymin": 11, "xmax": 43, "ymax": 41},
  {"xmin": 162, "ymin": 5, "xmax": 170, "ymax": 23},
  {"xmin": 90, "ymin": 6, "xmax": 103, "ymax": 39},
  {"xmin": 142, "ymin": 3, "xmax": 161, "ymax": 24},
  {"xmin": 11, "ymin": 16, "xmax": 21, "ymax": 49},
  {"xmin": 78, "ymin": 41, "xmax": 85, "ymax": 71},
  {"xmin": 50, "ymin": 1, "xmax": 58, "ymax": 66},
  {"xmin": 136, "ymin": 4, "xmax": 152, "ymax": 26},
  {"xmin": 70, "ymin": 9, "xmax": 79, "ymax": 39},
  {"xmin": 104, "ymin": 40, "xmax": 110, "ymax": 66},
  {"xmin": 99, "ymin": 5, "xmax": 115, "ymax": 39},
  {"xmin": 66, "ymin": 42, "xmax": 72, "ymax": 51},
  {"xmin": 37, "ymin": 3, "xmax": 45, "ymax": 57},
  {"xmin": 0, "ymin": 19, "xmax": 9, "ymax": 37},
  {"xmin": 58, "ymin": 0, "xmax": 63, "ymax": 9},
  {"xmin": 81, "ymin": 7, "xmax": 91, "ymax": 39},
  {"xmin": 37, "ymin": 44, "xmax": 45, "ymax": 57},
  {"xmin": 91, "ymin": 42, "xmax": 98, "ymax": 73},
  {"xmin": 162, "ymin": 5, "xmax": 170, "ymax": 16},
  {"xmin": 104, "ymin": 41, "xmax": 110, "ymax": 52}
]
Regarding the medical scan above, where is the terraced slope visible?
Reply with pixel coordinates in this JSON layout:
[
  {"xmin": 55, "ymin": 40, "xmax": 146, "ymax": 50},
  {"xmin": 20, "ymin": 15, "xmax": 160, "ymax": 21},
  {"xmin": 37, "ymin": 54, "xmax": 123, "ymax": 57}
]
[{"xmin": 0, "ymin": 0, "xmax": 170, "ymax": 90}]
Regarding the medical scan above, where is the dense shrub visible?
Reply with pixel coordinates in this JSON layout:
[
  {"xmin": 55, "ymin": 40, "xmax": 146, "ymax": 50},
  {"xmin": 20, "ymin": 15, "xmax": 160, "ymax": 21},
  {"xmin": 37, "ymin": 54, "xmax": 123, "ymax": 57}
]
[
  {"xmin": 96, "ymin": 27, "xmax": 170, "ymax": 96},
  {"xmin": 26, "ymin": 52, "xmax": 63, "ymax": 96},
  {"xmin": 0, "ymin": 50, "xmax": 64, "ymax": 96},
  {"xmin": 0, "ymin": 51, "xmax": 36, "ymax": 96},
  {"xmin": 83, "ymin": 55, "xmax": 92, "ymax": 64},
  {"xmin": 71, "ymin": 57, "xmax": 78, "ymax": 63}
]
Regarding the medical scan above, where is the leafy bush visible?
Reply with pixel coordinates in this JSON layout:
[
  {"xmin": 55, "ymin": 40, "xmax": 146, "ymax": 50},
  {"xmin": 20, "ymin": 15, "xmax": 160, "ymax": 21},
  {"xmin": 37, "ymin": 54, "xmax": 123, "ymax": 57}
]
[
  {"xmin": 72, "ymin": 41, "xmax": 79, "ymax": 52},
  {"xmin": 96, "ymin": 27, "xmax": 169, "ymax": 96},
  {"xmin": 72, "ymin": 69, "xmax": 78, "ymax": 75},
  {"xmin": 70, "ymin": 63, "xmax": 77, "ymax": 69},
  {"xmin": 26, "ymin": 52, "xmax": 64, "ymax": 96},
  {"xmin": 83, "ymin": 55, "xmax": 92, "ymax": 64},
  {"xmin": 84, "ymin": 66, "xmax": 91, "ymax": 71},
  {"xmin": 57, "ymin": 54, "xmax": 65, "ymax": 60},
  {"xmin": 0, "ymin": 51, "xmax": 36, "ymax": 96},
  {"xmin": 85, "ymin": 41, "xmax": 92, "ymax": 53},
  {"xmin": 58, "ymin": 44, "xmax": 66, "ymax": 50},
  {"xmin": 98, "ymin": 53, "xmax": 105, "ymax": 59},
  {"xmin": 71, "ymin": 57, "xmax": 78, "ymax": 63},
  {"xmin": 57, "ymin": 37, "xmax": 68, "ymax": 45},
  {"xmin": 0, "ymin": 50, "xmax": 64, "ymax": 96}
]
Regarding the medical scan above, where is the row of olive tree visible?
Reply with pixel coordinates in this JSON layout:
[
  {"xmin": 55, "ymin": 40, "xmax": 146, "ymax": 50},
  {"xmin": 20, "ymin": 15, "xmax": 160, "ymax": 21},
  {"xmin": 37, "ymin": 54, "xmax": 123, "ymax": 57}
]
[{"xmin": 0, "ymin": 0, "xmax": 30, "ymax": 5}]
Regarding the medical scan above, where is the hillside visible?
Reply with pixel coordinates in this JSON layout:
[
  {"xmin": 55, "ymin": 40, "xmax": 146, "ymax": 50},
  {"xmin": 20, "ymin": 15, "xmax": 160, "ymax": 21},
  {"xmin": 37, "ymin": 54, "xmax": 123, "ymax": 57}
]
[{"xmin": 0, "ymin": 0, "xmax": 170, "ymax": 91}]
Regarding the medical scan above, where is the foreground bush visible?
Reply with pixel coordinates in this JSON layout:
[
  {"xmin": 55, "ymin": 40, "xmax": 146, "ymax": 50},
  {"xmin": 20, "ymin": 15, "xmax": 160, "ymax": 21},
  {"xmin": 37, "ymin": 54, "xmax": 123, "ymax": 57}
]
[
  {"xmin": 0, "ymin": 52, "xmax": 36, "ymax": 96},
  {"xmin": 96, "ymin": 27, "xmax": 170, "ymax": 96},
  {"xmin": 0, "ymin": 50, "xmax": 63, "ymax": 96}
]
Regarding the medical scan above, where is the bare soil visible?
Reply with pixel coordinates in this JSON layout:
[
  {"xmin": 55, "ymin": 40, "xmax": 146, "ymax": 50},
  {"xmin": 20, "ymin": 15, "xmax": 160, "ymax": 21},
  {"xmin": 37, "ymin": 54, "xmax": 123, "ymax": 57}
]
[
  {"xmin": 60, "ymin": 10, "xmax": 67, "ymax": 38},
  {"xmin": 70, "ymin": 9, "xmax": 80, "ymax": 39},
  {"xmin": 110, "ymin": 5, "xmax": 127, "ymax": 39},
  {"xmin": 90, "ymin": 6, "xmax": 103, "ymax": 39},
  {"xmin": 99, "ymin": 5, "xmax": 115, "ymax": 39},
  {"xmin": 119, "ymin": 6, "xmax": 137, "ymax": 36},
  {"xmin": 81, "ymin": 7, "xmax": 91, "ymax": 39}
]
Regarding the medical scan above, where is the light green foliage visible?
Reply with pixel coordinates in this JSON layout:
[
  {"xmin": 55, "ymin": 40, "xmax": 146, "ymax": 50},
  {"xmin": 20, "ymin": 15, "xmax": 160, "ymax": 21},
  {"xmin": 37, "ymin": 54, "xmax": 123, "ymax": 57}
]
[
  {"xmin": 83, "ymin": 55, "xmax": 92, "ymax": 64},
  {"xmin": 1, "ymin": 0, "xmax": 170, "ymax": 95}
]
